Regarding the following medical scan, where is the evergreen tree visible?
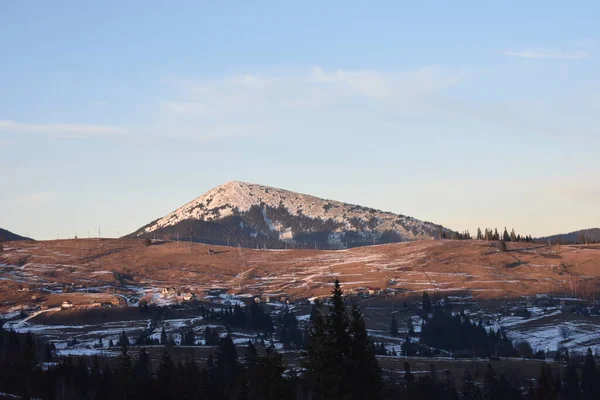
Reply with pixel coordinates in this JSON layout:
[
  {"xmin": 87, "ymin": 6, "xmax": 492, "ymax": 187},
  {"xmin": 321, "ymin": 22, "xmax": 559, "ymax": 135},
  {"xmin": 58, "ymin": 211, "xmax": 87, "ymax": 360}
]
[
  {"xmin": 407, "ymin": 317, "xmax": 415, "ymax": 336},
  {"xmin": 462, "ymin": 369, "xmax": 482, "ymax": 400},
  {"xmin": 422, "ymin": 291, "xmax": 432, "ymax": 315},
  {"xmin": 349, "ymin": 305, "xmax": 382, "ymax": 399},
  {"xmin": 391, "ymin": 314, "xmax": 399, "ymax": 336},
  {"xmin": 115, "ymin": 342, "xmax": 133, "ymax": 400},
  {"xmin": 304, "ymin": 279, "xmax": 383, "ymax": 400},
  {"xmin": 581, "ymin": 348, "xmax": 596, "ymax": 400},
  {"xmin": 503, "ymin": 227, "xmax": 510, "ymax": 241},
  {"xmin": 536, "ymin": 364, "xmax": 557, "ymax": 400},
  {"xmin": 160, "ymin": 326, "xmax": 167, "ymax": 346},
  {"xmin": 563, "ymin": 362, "xmax": 580, "ymax": 400},
  {"xmin": 510, "ymin": 228, "xmax": 517, "ymax": 242},
  {"xmin": 476, "ymin": 228, "xmax": 483, "ymax": 240},
  {"xmin": 133, "ymin": 347, "xmax": 152, "ymax": 399},
  {"xmin": 117, "ymin": 330, "xmax": 129, "ymax": 348}
]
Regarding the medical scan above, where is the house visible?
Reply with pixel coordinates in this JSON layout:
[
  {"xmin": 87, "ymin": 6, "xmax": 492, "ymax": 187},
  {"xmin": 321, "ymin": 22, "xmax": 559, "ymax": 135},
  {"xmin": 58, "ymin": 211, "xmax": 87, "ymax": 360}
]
[
  {"xmin": 61, "ymin": 300, "xmax": 74, "ymax": 310},
  {"xmin": 161, "ymin": 287, "xmax": 176, "ymax": 296},
  {"xmin": 367, "ymin": 287, "xmax": 382, "ymax": 296}
]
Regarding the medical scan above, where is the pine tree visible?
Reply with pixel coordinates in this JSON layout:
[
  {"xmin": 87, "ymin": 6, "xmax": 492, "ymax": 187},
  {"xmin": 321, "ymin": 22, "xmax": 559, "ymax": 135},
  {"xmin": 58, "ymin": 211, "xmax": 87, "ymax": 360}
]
[
  {"xmin": 117, "ymin": 330, "xmax": 129, "ymax": 348},
  {"xmin": 422, "ymin": 291, "xmax": 432, "ymax": 314},
  {"xmin": 581, "ymin": 348, "xmax": 596, "ymax": 400},
  {"xmin": 407, "ymin": 317, "xmax": 415, "ymax": 336},
  {"xmin": 160, "ymin": 326, "xmax": 167, "ymax": 345},
  {"xmin": 462, "ymin": 369, "xmax": 482, "ymax": 400},
  {"xmin": 391, "ymin": 314, "xmax": 399, "ymax": 336},
  {"xmin": 536, "ymin": 364, "xmax": 557, "ymax": 400},
  {"xmin": 510, "ymin": 228, "xmax": 517, "ymax": 242},
  {"xmin": 563, "ymin": 362, "xmax": 580, "ymax": 400},
  {"xmin": 133, "ymin": 347, "xmax": 152, "ymax": 399},
  {"xmin": 305, "ymin": 279, "xmax": 383, "ymax": 400},
  {"xmin": 476, "ymin": 228, "xmax": 483, "ymax": 240},
  {"xmin": 349, "ymin": 305, "xmax": 382, "ymax": 399},
  {"xmin": 115, "ymin": 341, "xmax": 133, "ymax": 400}
]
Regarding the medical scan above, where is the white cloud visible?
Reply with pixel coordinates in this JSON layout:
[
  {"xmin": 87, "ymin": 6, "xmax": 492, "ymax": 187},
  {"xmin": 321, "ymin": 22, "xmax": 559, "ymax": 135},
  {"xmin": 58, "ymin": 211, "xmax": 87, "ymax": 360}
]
[
  {"xmin": 502, "ymin": 48, "xmax": 588, "ymax": 59},
  {"xmin": 0, "ymin": 120, "xmax": 126, "ymax": 137}
]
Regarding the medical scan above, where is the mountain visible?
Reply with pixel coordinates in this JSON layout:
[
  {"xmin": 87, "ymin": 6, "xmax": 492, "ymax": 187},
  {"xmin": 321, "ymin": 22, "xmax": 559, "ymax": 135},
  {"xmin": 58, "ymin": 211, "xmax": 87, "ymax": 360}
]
[
  {"xmin": 537, "ymin": 228, "xmax": 600, "ymax": 245},
  {"xmin": 129, "ymin": 181, "xmax": 454, "ymax": 249},
  {"xmin": 0, "ymin": 227, "xmax": 31, "ymax": 242}
]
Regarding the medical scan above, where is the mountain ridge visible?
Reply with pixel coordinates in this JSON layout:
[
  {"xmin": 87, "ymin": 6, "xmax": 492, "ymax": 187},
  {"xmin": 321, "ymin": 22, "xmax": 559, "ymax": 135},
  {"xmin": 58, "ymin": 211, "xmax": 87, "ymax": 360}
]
[
  {"xmin": 537, "ymin": 228, "xmax": 600, "ymax": 244},
  {"xmin": 0, "ymin": 227, "xmax": 32, "ymax": 242},
  {"xmin": 128, "ymin": 181, "xmax": 454, "ymax": 249}
]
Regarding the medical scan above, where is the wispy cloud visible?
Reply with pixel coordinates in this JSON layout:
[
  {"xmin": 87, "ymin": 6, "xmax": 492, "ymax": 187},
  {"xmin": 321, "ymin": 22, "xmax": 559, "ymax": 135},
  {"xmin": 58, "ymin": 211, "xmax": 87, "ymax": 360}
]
[
  {"xmin": 2, "ymin": 66, "xmax": 462, "ymax": 142},
  {"xmin": 502, "ymin": 48, "xmax": 588, "ymax": 59},
  {"xmin": 0, "ymin": 120, "xmax": 126, "ymax": 138},
  {"xmin": 162, "ymin": 66, "xmax": 461, "ymax": 116}
]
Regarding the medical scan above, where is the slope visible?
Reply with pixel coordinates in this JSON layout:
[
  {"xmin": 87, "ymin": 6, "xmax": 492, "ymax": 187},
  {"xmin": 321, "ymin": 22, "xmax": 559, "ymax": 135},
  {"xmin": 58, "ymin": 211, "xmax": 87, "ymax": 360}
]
[{"xmin": 128, "ymin": 181, "xmax": 454, "ymax": 249}]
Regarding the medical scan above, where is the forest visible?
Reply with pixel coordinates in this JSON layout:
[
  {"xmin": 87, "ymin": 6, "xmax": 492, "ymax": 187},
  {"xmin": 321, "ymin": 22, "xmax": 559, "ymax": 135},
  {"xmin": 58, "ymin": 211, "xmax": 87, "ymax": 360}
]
[{"xmin": 1, "ymin": 282, "xmax": 599, "ymax": 400}]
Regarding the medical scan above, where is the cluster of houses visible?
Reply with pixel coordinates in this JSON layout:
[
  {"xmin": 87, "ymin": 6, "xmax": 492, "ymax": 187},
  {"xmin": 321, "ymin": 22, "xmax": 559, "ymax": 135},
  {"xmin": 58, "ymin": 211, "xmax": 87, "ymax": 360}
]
[
  {"xmin": 346, "ymin": 286, "xmax": 404, "ymax": 297},
  {"xmin": 60, "ymin": 297, "xmax": 121, "ymax": 310},
  {"xmin": 161, "ymin": 287, "xmax": 194, "ymax": 302}
]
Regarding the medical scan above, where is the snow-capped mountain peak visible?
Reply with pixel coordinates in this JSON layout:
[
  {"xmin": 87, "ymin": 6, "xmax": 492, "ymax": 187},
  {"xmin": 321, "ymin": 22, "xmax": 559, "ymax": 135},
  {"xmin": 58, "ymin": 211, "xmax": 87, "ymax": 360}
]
[{"xmin": 131, "ymin": 181, "xmax": 452, "ymax": 248}]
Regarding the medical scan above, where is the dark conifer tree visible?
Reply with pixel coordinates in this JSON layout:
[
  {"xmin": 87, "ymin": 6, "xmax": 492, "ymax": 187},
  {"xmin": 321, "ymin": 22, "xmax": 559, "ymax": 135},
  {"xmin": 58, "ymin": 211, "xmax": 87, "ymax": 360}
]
[
  {"xmin": 536, "ymin": 364, "xmax": 557, "ymax": 400},
  {"xmin": 581, "ymin": 348, "xmax": 596, "ymax": 400},
  {"xmin": 477, "ymin": 227, "xmax": 483, "ymax": 240},
  {"xmin": 563, "ymin": 362, "xmax": 580, "ymax": 400},
  {"xmin": 160, "ymin": 326, "xmax": 167, "ymax": 346},
  {"xmin": 422, "ymin": 291, "xmax": 432, "ymax": 315},
  {"xmin": 391, "ymin": 314, "xmax": 399, "ymax": 336},
  {"xmin": 117, "ymin": 330, "xmax": 129, "ymax": 348}
]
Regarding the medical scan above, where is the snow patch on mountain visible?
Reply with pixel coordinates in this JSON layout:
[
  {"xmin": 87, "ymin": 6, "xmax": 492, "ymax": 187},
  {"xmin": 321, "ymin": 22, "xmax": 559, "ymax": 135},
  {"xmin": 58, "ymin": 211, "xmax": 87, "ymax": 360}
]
[{"xmin": 135, "ymin": 181, "xmax": 449, "ymax": 244}]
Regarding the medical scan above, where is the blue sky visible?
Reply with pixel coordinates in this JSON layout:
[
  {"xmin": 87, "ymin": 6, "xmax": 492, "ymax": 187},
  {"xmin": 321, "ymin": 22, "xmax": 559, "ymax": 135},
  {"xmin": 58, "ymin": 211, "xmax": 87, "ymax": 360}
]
[{"xmin": 1, "ymin": 1, "xmax": 598, "ymax": 240}]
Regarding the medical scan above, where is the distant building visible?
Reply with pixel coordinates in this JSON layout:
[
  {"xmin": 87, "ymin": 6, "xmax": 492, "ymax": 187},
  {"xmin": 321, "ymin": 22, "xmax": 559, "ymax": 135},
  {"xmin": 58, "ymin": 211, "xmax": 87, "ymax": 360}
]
[
  {"xmin": 367, "ymin": 287, "xmax": 382, "ymax": 296},
  {"xmin": 61, "ymin": 300, "xmax": 74, "ymax": 310}
]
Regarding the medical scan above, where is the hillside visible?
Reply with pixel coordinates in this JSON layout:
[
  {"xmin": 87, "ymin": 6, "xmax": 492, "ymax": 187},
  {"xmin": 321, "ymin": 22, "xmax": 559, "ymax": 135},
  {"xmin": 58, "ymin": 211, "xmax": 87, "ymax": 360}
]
[
  {"xmin": 128, "ymin": 181, "xmax": 454, "ymax": 249},
  {"xmin": 538, "ymin": 228, "xmax": 600, "ymax": 244},
  {"xmin": 0, "ymin": 227, "xmax": 31, "ymax": 242},
  {"xmin": 2, "ymin": 238, "xmax": 600, "ymax": 313}
]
